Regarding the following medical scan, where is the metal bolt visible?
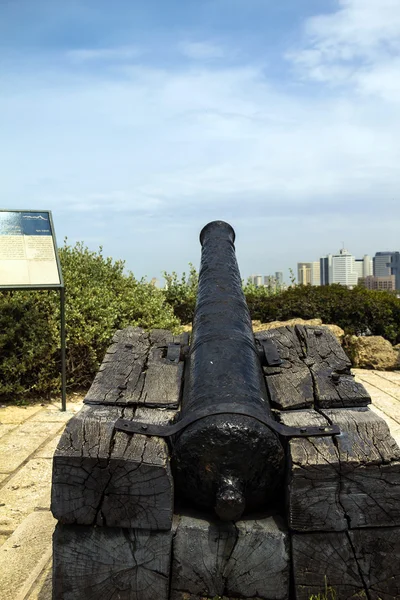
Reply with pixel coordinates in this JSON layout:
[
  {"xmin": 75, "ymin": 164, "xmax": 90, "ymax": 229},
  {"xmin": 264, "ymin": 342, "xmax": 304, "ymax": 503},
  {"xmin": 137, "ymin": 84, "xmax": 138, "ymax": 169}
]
[
  {"xmin": 300, "ymin": 427, "xmax": 307, "ymax": 433},
  {"xmin": 331, "ymin": 372, "xmax": 340, "ymax": 383},
  {"xmin": 315, "ymin": 329, "xmax": 323, "ymax": 337},
  {"xmin": 141, "ymin": 424, "xmax": 148, "ymax": 431},
  {"xmin": 125, "ymin": 343, "xmax": 133, "ymax": 349}
]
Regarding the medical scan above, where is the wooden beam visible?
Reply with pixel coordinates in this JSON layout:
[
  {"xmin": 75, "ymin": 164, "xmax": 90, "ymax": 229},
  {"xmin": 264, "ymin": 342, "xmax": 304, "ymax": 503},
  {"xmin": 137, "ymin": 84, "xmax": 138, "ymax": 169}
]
[
  {"xmin": 323, "ymin": 407, "xmax": 400, "ymax": 528},
  {"xmin": 84, "ymin": 327, "xmax": 185, "ymax": 408},
  {"xmin": 53, "ymin": 523, "xmax": 172, "ymax": 600},
  {"xmin": 279, "ymin": 409, "xmax": 347, "ymax": 532},
  {"xmin": 255, "ymin": 327, "xmax": 314, "ymax": 410},
  {"xmin": 292, "ymin": 532, "xmax": 366, "ymax": 600},
  {"xmin": 296, "ymin": 326, "xmax": 371, "ymax": 408},
  {"xmin": 170, "ymin": 513, "xmax": 290, "ymax": 600},
  {"xmin": 51, "ymin": 404, "xmax": 175, "ymax": 530}
]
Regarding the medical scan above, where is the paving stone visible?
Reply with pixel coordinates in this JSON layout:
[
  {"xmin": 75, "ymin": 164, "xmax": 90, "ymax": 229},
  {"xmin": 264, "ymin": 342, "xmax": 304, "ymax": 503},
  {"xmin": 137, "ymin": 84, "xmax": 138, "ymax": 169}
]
[
  {"xmin": 0, "ymin": 424, "xmax": 18, "ymax": 440},
  {"xmin": 0, "ymin": 511, "xmax": 55, "ymax": 600},
  {"xmin": 0, "ymin": 422, "xmax": 63, "ymax": 473},
  {"xmin": 25, "ymin": 558, "xmax": 52, "ymax": 600},
  {"xmin": 373, "ymin": 370, "xmax": 400, "ymax": 385},
  {"xmin": 369, "ymin": 404, "xmax": 400, "ymax": 446},
  {"xmin": 0, "ymin": 405, "xmax": 44, "ymax": 424},
  {"xmin": 29, "ymin": 405, "xmax": 82, "ymax": 423},
  {"xmin": 34, "ymin": 433, "xmax": 63, "ymax": 458},
  {"xmin": 0, "ymin": 459, "xmax": 53, "ymax": 532},
  {"xmin": 355, "ymin": 370, "xmax": 400, "ymax": 401}
]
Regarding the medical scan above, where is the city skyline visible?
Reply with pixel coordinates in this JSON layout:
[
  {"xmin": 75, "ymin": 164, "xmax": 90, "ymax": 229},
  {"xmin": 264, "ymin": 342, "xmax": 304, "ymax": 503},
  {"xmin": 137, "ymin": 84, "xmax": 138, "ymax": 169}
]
[{"xmin": 248, "ymin": 247, "xmax": 399, "ymax": 289}]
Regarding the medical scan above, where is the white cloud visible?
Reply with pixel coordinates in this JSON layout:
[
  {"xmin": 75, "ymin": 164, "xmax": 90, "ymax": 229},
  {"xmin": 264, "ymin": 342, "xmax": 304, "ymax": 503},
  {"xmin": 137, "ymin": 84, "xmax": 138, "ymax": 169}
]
[
  {"xmin": 179, "ymin": 41, "xmax": 225, "ymax": 60},
  {"xmin": 288, "ymin": 0, "xmax": 400, "ymax": 99},
  {"xmin": 66, "ymin": 46, "xmax": 142, "ymax": 62}
]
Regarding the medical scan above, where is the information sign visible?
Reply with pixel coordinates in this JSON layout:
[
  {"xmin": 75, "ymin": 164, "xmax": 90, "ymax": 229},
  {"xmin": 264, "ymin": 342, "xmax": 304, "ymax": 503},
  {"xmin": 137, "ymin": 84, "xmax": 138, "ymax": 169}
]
[
  {"xmin": 0, "ymin": 210, "xmax": 66, "ymax": 409},
  {"xmin": 0, "ymin": 210, "xmax": 61, "ymax": 287}
]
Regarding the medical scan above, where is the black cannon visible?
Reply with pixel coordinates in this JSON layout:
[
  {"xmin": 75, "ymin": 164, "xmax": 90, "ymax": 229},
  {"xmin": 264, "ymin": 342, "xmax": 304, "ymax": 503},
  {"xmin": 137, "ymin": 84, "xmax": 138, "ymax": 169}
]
[
  {"xmin": 172, "ymin": 221, "xmax": 285, "ymax": 520},
  {"xmin": 115, "ymin": 220, "xmax": 339, "ymax": 521}
]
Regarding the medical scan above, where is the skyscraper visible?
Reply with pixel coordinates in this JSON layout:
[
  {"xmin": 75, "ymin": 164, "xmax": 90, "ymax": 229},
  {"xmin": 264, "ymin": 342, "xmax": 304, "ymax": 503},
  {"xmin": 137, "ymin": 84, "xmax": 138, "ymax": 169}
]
[
  {"xmin": 297, "ymin": 262, "xmax": 320, "ymax": 285},
  {"xmin": 388, "ymin": 252, "xmax": 400, "ymax": 290},
  {"xmin": 320, "ymin": 255, "xmax": 332, "ymax": 286},
  {"xmin": 373, "ymin": 252, "xmax": 395, "ymax": 277},
  {"xmin": 355, "ymin": 255, "xmax": 373, "ymax": 280},
  {"xmin": 250, "ymin": 274, "xmax": 263, "ymax": 287},
  {"xmin": 320, "ymin": 249, "xmax": 359, "ymax": 286}
]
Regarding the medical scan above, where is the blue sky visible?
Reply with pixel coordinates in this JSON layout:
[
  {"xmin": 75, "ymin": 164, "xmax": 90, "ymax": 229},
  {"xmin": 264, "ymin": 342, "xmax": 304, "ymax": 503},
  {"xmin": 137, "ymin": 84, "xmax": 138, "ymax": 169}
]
[{"xmin": 1, "ymin": 0, "xmax": 399, "ymax": 282}]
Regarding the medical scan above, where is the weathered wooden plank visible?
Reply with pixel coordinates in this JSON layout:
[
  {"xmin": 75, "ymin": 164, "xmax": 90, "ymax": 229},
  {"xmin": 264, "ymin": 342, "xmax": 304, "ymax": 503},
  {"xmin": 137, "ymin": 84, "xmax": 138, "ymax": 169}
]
[
  {"xmin": 350, "ymin": 527, "xmax": 400, "ymax": 600},
  {"xmin": 224, "ymin": 516, "xmax": 290, "ymax": 600},
  {"xmin": 255, "ymin": 327, "xmax": 314, "ymax": 410},
  {"xmin": 84, "ymin": 327, "xmax": 150, "ymax": 405},
  {"xmin": 296, "ymin": 326, "xmax": 371, "ymax": 408},
  {"xmin": 84, "ymin": 327, "xmax": 184, "ymax": 407},
  {"xmin": 140, "ymin": 345, "xmax": 184, "ymax": 407},
  {"xmin": 170, "ymin": 514, "xmax": 289, "ymax": 600},
  {"xmin": 279, "ymin": 409, "xmax": 347, "ymax": 532},
  {"xmin": 323, "ymin": 407, "xmax": 400, "ymax": 528},
  {"xmin": 52, "ymin": 523, "xmax": 172, "ymax": 600},
  {"xmin": 292, "ymin": 532, "xmax": 366, "ymax": 600},
  {"xmin": 51, "ymin": 404, "xmax": 175, "ymax": 530}
]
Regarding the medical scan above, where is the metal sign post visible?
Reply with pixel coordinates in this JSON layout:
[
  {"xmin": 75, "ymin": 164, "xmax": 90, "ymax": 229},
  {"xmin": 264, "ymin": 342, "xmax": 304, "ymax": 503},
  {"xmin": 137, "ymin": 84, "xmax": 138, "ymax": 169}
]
[{"xmin": 0, "ymin": 210, "xmax": 66, "ymax": 410}]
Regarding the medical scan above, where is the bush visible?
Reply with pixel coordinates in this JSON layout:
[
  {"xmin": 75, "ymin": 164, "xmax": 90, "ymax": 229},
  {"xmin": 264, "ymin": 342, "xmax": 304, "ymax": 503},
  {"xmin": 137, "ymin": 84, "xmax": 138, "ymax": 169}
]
[
  {"xmin": 163, "ymin": 264, "xmax": 198, "ymax": 324},
  {"xmin": 250, "ymin": 284, "xmax": 400, "ymax": 344},
  {"xmin": 0, "ymin": 241, "xmax": 180, "ymax": 400}
]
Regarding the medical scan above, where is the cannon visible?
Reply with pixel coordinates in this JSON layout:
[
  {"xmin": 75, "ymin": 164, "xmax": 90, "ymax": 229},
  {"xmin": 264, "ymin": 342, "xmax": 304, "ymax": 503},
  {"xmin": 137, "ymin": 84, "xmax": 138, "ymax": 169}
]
[
  {"xmin": 114, "ymin": 220, "xmax": 339, "ymax": 521},
  {"xmin": 172, "ymin": 221, "xmax": 285, "ymax": 520}
]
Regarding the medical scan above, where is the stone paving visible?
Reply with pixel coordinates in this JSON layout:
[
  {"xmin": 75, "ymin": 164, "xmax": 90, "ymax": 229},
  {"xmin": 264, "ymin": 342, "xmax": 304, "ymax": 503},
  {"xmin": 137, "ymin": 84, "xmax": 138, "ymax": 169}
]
[
  {"xmin": 0, "ymin": 397, "xmax": 83, "ymax": 600},
  {"xmin": 0, "ymin": 372, "xmax": 400, "ymax": 599}
]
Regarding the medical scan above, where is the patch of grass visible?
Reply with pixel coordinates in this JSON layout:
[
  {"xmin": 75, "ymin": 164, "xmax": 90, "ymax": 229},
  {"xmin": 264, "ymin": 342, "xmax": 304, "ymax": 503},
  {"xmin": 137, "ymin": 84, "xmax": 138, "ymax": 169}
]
[{"xmin": 309, "ymin": 578, "xmax": 336, "ymax": 599}]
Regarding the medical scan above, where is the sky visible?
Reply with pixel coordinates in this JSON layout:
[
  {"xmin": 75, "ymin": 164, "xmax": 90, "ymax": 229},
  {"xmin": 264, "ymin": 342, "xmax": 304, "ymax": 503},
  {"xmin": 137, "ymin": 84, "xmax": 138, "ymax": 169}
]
[{"xmin": 1, "ymin": 0, "xmax": 399, "ymax": 282}]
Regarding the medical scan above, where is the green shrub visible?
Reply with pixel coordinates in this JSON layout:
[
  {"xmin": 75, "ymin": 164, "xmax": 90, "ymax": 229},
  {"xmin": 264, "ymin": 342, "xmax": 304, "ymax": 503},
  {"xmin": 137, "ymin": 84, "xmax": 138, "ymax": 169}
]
[
  {"xmin": 162, "ymin": 266, "xmax": 400, "ymax": 344},
  {"xmin": 163, "ymin": 264, "xmax": 198, "ymax": 324},
  {"xmin": 0, "ymin": 241, "xmax": 180, "ymax": 400},
  {"xmin": 249, "ymin": 284, "xmax": 400, "ymax": 344}
]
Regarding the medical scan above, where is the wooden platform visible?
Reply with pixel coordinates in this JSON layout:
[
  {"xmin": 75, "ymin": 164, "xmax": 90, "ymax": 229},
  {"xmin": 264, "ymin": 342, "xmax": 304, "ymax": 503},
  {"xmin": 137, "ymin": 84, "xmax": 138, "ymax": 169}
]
[{"xmin": 51, "ymin": 326, "xmax": 400, "ymax": 599}]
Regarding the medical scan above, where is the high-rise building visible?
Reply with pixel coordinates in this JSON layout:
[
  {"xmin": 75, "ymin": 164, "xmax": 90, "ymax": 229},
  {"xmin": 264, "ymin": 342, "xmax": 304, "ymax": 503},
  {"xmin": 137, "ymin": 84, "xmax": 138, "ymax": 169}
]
[
  {"xmin": 297, "ymin": 263, "xmax": 312, "ymax": 285},
  {"xmin": 355, "ymin": 255, "xmax": 373, "ymax": 280},
  {"xmin": 275, "ymin": 272, "xmax": 284, "ymax": 286},
  {"xmin": 320, "ymin": 249, "xmax": 358, "ymax": 286},
  {"xmin": 311, "ymin": 262, "xmax": 320, "ymax": 286},
  {"xmin": 297, "ymin": 262, "xmax": 320, "ymax": 286},
  {"xmin": 320, "ymin": 255, "xmax": 332, "ymax": 286},
  {"xmin": 250, "ymin": 274, "xmax": 263, "ymax": 287},
  {"xmin": 373, "ymin": 252, "xmax": 395, "ymax": 277},
  {"xmin": 363, "ymin": 255, "xmax": 373, "ymax": 277},
  {"xmin": 388, "ymin": 252, "xmax": 400, "ymax": 290}
]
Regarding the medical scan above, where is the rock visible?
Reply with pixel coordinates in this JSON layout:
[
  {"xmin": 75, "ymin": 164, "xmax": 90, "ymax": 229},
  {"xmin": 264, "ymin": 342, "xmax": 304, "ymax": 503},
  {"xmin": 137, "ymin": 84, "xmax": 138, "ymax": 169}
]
[
  {"xmin": 345, "ymin": 335, "xmax": 400, "ymax": 370},
  {"xmin": 322, "ymin": 324, "xmax": 345, "ymax": 343},
  {"xmin": 251, "ymin": 319, "xmax": 345, "ymax": 344},
  {"xmin": 252, "ymin": 318, "xmax": 322, "ymax": 332}
]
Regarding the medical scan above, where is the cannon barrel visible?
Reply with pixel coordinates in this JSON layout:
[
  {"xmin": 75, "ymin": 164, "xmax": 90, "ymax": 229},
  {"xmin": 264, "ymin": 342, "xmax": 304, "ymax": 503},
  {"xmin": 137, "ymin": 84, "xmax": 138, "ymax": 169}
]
[{"xmin": 172, "ymin": 221, "xmax": 285, "ymax": 521}]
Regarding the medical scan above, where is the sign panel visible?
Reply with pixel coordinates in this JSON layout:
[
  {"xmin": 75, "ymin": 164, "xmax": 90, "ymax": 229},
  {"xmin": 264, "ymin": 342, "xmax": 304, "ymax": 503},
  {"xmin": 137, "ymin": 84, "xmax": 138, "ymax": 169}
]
[{"xmin": 0, "ymin": 210, "xmax": 61, "ymax": 286}]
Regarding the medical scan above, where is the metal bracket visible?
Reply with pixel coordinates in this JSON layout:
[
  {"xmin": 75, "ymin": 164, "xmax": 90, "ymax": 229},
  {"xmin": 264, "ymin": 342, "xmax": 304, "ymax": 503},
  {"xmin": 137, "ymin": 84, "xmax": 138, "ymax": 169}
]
[
  {"xmin": 114, "ymin": 402, "xmax": 340, "ymax": 439},
  {"xmin": 258, "ymin": 338, "xmax": 283, "ymax": 367},
  {"xmin": 166, "ymin": 342, "xmax": 181, "ymax": 363}
]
